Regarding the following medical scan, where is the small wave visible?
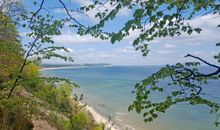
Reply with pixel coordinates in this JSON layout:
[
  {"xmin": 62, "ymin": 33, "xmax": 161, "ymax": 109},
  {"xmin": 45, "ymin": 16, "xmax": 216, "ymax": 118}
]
[
  {"xmin": 115, "ymin": 112, "xmax": 136, "ymax": 130},
  {"xmin": 116, "ymin": 112, "xmax": 127, "ymax": 116},
  {"xmin": 115, "ymin": 116, "xmax": 123, "ymax": 122},
  {"xmin": 124, "ymin": 124, "xmax": 136, "ymax": 130}
]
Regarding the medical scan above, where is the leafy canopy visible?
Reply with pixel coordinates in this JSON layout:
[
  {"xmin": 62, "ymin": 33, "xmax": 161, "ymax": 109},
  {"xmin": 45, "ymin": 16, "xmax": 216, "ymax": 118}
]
[{"xmin": 79, "ymin": 0, "xmax": 220, "ymax": 56}]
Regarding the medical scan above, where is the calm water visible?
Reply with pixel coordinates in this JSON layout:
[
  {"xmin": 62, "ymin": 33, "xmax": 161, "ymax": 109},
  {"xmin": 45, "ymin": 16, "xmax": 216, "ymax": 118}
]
[{"xmin": 42, "ymin": 66, "xmax": 220, "ymax": 130}]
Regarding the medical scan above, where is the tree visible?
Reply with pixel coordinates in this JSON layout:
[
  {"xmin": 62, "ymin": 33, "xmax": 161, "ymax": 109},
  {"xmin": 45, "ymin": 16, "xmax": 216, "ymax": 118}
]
[
  {"xmin": 0, "ymin": 1, "xmax": 106, "ymax": 130},
  {"xmin": 0, "ymin": 0, "xmax": 25, "ymax": 18},
  {"xmin": 0, "ymin": 11, "xmax": 23, "ymax": 91},
  {"xmin": 4, "ymin": 8, "xmax": 76, "ymax": 98},
  {"xmin": 0, "ymin": 0, "xmax": 75, "ymax": 98}
]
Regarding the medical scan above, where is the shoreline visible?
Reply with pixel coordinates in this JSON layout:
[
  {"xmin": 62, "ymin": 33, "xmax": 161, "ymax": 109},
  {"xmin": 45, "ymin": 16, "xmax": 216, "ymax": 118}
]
[
  {"xmin": 69, "ymin": 96, "xmax": 123, "ymax": 130},
  {"xmin": 42, "ymin": 67, "xmax": 127, "ymax": 130},
  {"xmin": 40, "ymin": 66, "xmax": 84, "ymax": 71},
  {"xmin": 40, "ymin": 65, "xmax": 112, "ymax": 71},
  {"xmin": 82, "ymin": 102, "xmax": 123, "ymax": 130}
]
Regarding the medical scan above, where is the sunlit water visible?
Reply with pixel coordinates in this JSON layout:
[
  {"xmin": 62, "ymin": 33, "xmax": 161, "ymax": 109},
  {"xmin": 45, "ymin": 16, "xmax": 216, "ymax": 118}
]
[{"xmin": 42, "ymin": 66, "xmax": 220, "ymax": 130}]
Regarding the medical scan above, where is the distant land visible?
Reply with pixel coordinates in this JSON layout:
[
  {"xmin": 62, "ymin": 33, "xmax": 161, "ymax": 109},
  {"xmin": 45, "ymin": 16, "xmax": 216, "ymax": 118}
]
[{"xmin": 41, "ymin": 63, "xmax": 112, "ymax": 68}]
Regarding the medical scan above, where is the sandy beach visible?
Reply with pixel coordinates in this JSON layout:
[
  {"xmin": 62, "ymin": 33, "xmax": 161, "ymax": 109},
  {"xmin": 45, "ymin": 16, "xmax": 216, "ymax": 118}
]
[
  {"xmin": 41, "ymin": 65, "xmax": 112, "ymax": 71},
  {"xmin": 68, "ymin": 95, "xmax": 122, "ymax": 130},
  {"xmin": 40, "ymin": 66, "xmax": 84, "ymax": 71},
  {"xmin": 82, "ymin": 102, "xmax": 122, "ymax": 130}
]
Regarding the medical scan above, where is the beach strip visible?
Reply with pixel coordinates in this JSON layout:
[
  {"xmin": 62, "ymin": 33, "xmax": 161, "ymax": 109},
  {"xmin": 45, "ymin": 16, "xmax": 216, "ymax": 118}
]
[{"xmin": 85, "ymin": 104, "xmax": 122, "ymax": 130}]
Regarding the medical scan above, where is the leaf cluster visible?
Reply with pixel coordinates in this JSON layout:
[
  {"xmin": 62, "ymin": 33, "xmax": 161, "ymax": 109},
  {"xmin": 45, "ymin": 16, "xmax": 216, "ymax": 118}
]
[
  {"xmin": 81, "ymin": 0, "xmax": 220, "ymax": 56},
  {"xmin": 129, "ymin": 61, "xmax": 220, "ymax": 126}
]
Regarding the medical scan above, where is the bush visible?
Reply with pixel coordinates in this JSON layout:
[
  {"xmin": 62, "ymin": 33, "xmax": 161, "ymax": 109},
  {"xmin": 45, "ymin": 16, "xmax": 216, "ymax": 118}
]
[
  {"xmin": 91, "ymin": 123, "xmax": 105, "ymax": 130},
  {"xmin": 46, "ymin": 112, "xmax": 72, "ymax": 130},
  {"xmin": 0, "ymin": 101, "xmax": 34, "ymax": 130},
  {"xmin": 70, "ymin": 111, "xmax": 93, "ymax": 130}
]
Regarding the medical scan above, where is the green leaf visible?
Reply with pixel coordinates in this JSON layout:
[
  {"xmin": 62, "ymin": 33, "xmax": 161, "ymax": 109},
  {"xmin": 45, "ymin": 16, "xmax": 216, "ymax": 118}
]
[
  {"xmin": 156, "ymin": 11, "xmax": 163, "ymax": 17},
  {"xmin": 134, "ymin": 9, "xmax": 144, "ymax": 18},
  {"xmin": 194, "ymin": 28, "xmax": 202, "ymax": 33},
  {"xmin": 187, "ymin": 29, "xmax": 193, "ymax": 35}
]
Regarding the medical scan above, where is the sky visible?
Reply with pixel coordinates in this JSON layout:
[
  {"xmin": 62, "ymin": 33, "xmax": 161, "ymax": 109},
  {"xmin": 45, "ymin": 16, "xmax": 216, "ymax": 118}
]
[{"xmin": 20, "ymin": 0, "xmax": 220, "ymax": 65}]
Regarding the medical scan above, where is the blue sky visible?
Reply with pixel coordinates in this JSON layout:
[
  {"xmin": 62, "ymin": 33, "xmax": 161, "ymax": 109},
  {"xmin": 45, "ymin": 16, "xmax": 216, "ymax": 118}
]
[{"xmin": 20, "ymin": 0, "xmax": 220, "ymax": 65}]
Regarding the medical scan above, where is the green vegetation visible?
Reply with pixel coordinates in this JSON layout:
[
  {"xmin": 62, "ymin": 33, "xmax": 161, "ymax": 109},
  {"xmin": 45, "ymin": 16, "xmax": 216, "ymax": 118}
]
[
  {"xmin": 34, "ymin": 82, "xmax": 102, "ymax": 130},
  {"xmin": 0, "ymin": 2, "xmax": 103, "ymax": 130}
]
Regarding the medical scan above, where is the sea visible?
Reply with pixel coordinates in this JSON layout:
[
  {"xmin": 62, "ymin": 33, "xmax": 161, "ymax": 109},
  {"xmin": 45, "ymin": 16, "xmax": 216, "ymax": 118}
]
[{"xmin": 42, "ymin": 66, "xmax": 220, "ymax": 130}]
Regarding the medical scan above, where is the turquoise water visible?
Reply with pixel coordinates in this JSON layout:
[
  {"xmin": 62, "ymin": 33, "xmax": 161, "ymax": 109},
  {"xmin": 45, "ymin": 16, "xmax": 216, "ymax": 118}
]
[{"xmin": 42, "ymin": 66, "xmax": 220, "ymax": 130}]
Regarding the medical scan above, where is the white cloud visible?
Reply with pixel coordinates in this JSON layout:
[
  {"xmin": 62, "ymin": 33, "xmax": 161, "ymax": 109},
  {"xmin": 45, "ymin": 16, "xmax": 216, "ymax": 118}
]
[
  {"xmin": 156, "ymin": 50, "xmax": 173, "ymax": 54},
  {"xmin": 162, "ymin": 43, "xmax": 177, "ymax": 49},
  {"xmin": 192, "ymin": 50, "xmax": 217, "ymax": 58},
  {"xmin": 87, "ymin": 48, "xmax": 95, "ymax": 51},
  {"xmin": 54, "ymin": 8, "xmax": 82, "ymax": 19},
  {"xmin": 53, "ymin": 31, "xmax": 105, "ymax": 44},
  {"xmin": 72, "ymin": 50, "xmax": 118, "ymax": 64},
  {"xmin": 118, "ymin": 7, "xmax": 131, "ymax": 16},
  {"xmin": 19, "ymin": 32, "xmax": 28, "ymax": 37},
  {"xmin": 116, "ymin": 46, "xmax": 136, "ymax": 53},
  {"xmin": 72, "ymin": 0, "xmax": 93, "ymax": 6},
  {"xmin": 67, "ymin": 48, "xmax": 73, "ymax": 52},
  {"xmin": 152, "ymin": 14, "xmax": 220, "ymax": 46},
  {"xmin": 54, "ymin": 48, "xmax": 74, "ymax": 54},
  {"xmin": 46, "ymin": 12, "xmax": 220, "ymax": 65}
]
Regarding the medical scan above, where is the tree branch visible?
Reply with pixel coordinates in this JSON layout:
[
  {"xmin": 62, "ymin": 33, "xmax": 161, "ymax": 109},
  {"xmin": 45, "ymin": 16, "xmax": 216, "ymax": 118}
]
[
  {"xmin": 28, "ymin": 0, "xmax": 45, "ymax": 28},
  {"xmin": 185, "ymin": 54, "xmax": 220, "ymax": 69},
  {"xmin": 7, "ymin": 37, "xmax": 39, "ymax": 98},
  {"xmin": 58, "ymin": 0, "xmax": 87, "ymax": 29}
]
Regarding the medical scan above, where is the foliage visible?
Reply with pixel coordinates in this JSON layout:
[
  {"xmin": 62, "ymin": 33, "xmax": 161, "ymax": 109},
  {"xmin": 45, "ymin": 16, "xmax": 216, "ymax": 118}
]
[
  {"xmin": 79, "ymin": 0, "xmax": 220, "ymax": 56},
  {"xmin": 0, "ymin": 0, "xmax": 25, "ymax": 18},
  {"xmin": 47, "ymin": 109, "xmax": 100, "ymax": 130},
  {"xmin": 0, "ymin": 11, "xmax": 22, "ymax": 80},
  {"xmin": 38, "ymin": 82, "xmax": 101, "ymax": 130},
  {"xmin": 34, "ymin": 82, "xmax": 75, "ymax": 114},
  {"xmin": 91, "ymin": 123, "xmax": 105, "ymax": 130},
  {"xmin": 0, "ymin": 11, "xmax": 20, "ymax": 43},
  {"xmin": 0, "ymin": 3, "xmax": 100, "ymax": 130},
  {"xmin": 0, "ymin": 107, "xmax": 34, "ymax": 130},
  {"xmin": 46, "ymin": 112, "xmax": 72, "ymax": 130},
  {"xmin": 33, "ymin": 79, "xmax": 100, "ymax": 129},
  {"xmin": 3, "ymin": 3, "xmax": 75, "ymax": 98},
  {"xmin": 0, "ymin": 96, "xmax": 36, "ymax": 130},
  {"xmin": 129, "ymin": 55, "xmax": 220, "ymax": 126},
  {"xmin": 70, "ymin": 111, "xmax": 93, "ymax": 130},
  {"xmin": 0, "ymin": 12, "xmax": 36, "ymax": 129},
  {"xmin": 134, "ymin": 27, "xmax": 220, "ymax": 124}
]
